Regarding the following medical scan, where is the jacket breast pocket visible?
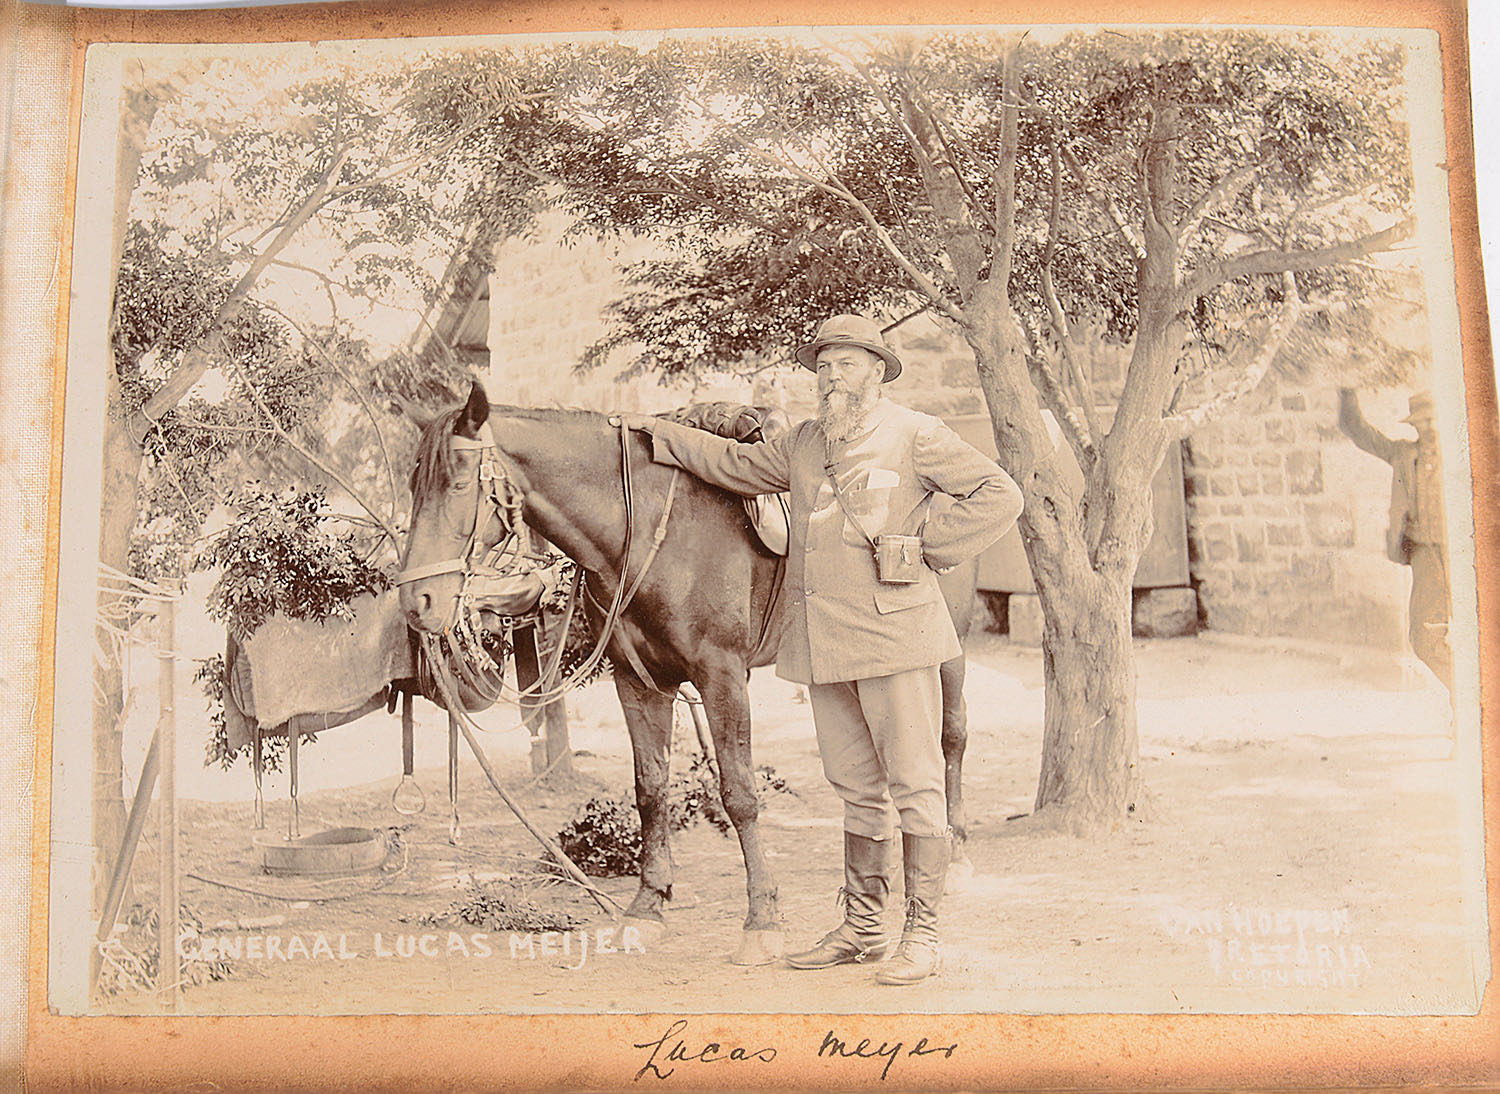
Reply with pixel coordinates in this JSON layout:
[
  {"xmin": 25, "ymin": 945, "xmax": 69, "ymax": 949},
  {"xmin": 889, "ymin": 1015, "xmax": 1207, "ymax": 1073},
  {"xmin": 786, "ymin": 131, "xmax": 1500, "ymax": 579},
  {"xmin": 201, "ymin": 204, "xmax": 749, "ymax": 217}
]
[
  {"xmin": 840, "ymin": 486, "xmax": 893, "ymax": 547},
  {"xmin": 873, "ymin": 579, "xmax": 937, "ymax": 615}
]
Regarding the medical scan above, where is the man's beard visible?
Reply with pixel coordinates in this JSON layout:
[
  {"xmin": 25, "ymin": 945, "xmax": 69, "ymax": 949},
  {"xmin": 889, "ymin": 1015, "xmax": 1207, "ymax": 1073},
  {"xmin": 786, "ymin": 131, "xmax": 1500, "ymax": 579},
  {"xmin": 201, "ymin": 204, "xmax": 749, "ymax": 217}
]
[{"xmin": 819, "ymin": 384, "xmax": 878, "ymax": 443}]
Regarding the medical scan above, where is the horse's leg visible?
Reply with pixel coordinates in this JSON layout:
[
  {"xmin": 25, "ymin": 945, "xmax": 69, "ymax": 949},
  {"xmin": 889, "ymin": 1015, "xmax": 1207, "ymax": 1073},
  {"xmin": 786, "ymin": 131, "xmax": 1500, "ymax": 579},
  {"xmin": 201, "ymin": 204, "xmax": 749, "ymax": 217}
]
[
  {"xmin": 939, "ymin": 652, "xmax": 973, "ymax": 894},
  {"xmin": 937, "ymin": 561, "xmax": 979, "ymax": 895},
  {"xmin": 697, "ymin": 663, "xmax": 783, "ymax": 965},
  {"xmin": 614, "ymin": 671, "xmax": 676, "ymax": 940}
]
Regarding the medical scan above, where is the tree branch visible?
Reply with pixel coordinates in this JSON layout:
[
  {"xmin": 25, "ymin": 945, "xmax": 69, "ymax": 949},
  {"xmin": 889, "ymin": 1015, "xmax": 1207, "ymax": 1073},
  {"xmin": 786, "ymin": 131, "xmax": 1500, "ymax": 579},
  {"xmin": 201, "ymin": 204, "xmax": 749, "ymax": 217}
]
[
  {"xmin": 222, "ymin": 353, "xmax": 401, "ymax": 548},
  {"xmin": 262, "ymin": 304, "xmax": 402, "ymax": 523},
  {"xmin": 1041, "ymin": 128, "xmax": 1098, "ymax": 468},
  {"xmin": 1024, "ymin": 344, "xmax": 1091, "ymax": 471},
  {"xmin": 322, "ymin": 100, "xmax": 513, "ymax": 200},
  {"xmin": 903, "ymin": 77, "xmax": 1003, "ymax": 240},
  {"xmin": 1176, "ymin": 219, "xmax": 1414, "ymax": 307},
  {"xmin": 989, "ymin": 40, "xmax": 1021, "ymax": 293},
  {"xmin": 1176, "ymin": 163, "xmax": 1259, "ymax": 248},
  {"xmin": 1165, "ymin": 271, "xmax": 1303, "ymax": 437},
  {"xmin": 1060, "ymin": 143, "xmax": 1147, "ymax": 261},
  {"xmin": 701, "ymin": 104, "xmax": 965, "ymax": 323},
  {"xmin": 134, "ymin": 145, "xmax": 356, "ymax": 432}
]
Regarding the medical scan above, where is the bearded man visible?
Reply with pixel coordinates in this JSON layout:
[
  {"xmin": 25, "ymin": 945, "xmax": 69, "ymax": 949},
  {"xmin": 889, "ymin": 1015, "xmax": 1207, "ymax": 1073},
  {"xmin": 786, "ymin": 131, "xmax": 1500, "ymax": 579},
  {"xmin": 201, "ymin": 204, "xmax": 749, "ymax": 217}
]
[{"xmin": 622, "ymin": 314, "xmax": 1022, "ymax": 985}]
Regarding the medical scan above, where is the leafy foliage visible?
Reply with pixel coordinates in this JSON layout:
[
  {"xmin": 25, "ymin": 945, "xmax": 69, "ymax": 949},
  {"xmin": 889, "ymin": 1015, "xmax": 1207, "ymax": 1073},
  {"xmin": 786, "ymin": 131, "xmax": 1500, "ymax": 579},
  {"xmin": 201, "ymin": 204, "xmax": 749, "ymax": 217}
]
[
  {"xmin": 193, "ymin": 485, "xmax": 389, "ymax": 642},
  {"xmin": 541, "ymin": 558, "xmax": 612, "ymax": 686},
  {"xmin": 555, "ymin": 758, "xmax": 792, "ymax": 876},
  {"xmin": 669, "ymin": 753, "xmax": 792, "ymax": 836},
  {"xmin": 556, "ymin": 795, "xmax": 643, "ymax": 879},
  {"xmin": 112, "ymin": 47, "xmax": 580, "ymax": 589},
  {"xmin": 463, "ymin": 30, "xmax": 1422, "ymax": 397},
  {"xmin": 415, "ymin": 877, "xmax": 581, "ymax": 933},
  {"xmin": 95, "ymin": 903, "xmax": 235, "ymax": 999},
  {"xmin": 194, "ymin": 653, "xmax": 310, "ymax": 771}
]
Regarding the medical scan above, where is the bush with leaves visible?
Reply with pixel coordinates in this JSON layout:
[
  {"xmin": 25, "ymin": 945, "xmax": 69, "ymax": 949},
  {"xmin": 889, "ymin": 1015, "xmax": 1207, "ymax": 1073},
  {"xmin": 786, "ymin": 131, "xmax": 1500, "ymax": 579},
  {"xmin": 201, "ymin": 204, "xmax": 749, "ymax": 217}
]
[
  {"xmin": 556, "ymin": 756, "xmax": 792, "ymax": 876},
  {"xmin": 95, "ymin": 902, "xmax": 235, "ymax": 1000},
  {"xmin": 556, "ymin": 795, "xmax": 644, "ymax": 879},
  {"xmin": 194, "ymin": 484, "xmax": 389, "ymax": 642},
  {"xmin": 538, "ymin": 557, "xmax": 612, "ymax": 686},
  {"xmin": 194, "ymin": 652, "xmax": 312, "ymax": 771},
  {"xmin": 669, "ymin": 752, "xmax": 791, "ymax": 835},
  {"xmin": 414, "ymin": 877, "xmax": 581, "ymax": 934}
]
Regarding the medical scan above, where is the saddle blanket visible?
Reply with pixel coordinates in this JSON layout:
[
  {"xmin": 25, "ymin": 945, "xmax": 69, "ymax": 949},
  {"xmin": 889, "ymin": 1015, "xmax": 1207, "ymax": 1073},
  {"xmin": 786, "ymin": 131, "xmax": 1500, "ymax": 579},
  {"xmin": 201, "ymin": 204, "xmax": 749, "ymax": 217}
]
[{"xmin": 224, "ymin": 590, "xmax": 414, "ymax": 748}]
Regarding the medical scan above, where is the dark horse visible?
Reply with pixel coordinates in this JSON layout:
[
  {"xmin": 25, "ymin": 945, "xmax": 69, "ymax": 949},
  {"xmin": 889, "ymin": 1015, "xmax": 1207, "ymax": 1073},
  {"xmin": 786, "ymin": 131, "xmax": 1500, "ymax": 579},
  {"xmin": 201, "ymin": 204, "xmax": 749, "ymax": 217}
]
[{"xmin": 399, "ymin": 381, "xmax": 977, "ymax": 963}]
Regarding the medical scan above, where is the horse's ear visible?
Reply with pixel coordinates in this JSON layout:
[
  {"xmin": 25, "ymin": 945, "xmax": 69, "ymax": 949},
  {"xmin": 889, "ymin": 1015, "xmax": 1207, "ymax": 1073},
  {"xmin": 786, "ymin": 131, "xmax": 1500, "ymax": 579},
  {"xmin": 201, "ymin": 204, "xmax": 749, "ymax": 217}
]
[
  {"xmin": 456, "ymin": 379, "xmax": 490, "ymax": 436},
  {"xmin": 391, "ymin": 394, "xmax": 436, "ymax": 431}
]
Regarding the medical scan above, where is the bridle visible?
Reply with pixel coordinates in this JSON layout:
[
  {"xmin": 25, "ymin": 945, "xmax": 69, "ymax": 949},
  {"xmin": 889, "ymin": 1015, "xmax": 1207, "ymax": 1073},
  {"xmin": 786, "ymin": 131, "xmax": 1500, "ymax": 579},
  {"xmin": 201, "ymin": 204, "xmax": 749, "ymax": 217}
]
[
  {"xmin": 392, "ymin": 422, "xmax": 522, "ymax": 590},
  {"xmin": 394, "ymin": 415, "xmax": 680, "ymax": 711}
]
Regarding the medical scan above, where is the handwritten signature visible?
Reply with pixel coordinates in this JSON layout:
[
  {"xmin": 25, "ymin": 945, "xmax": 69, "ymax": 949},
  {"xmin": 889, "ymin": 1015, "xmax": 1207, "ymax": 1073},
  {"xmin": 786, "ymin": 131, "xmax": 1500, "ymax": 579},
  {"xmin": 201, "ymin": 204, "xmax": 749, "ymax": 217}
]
[
  {"xmin": 818, "ymin": 1028, "xmax": 959, "ymax": 1081},
  {"xmin": 633, "ymin": 1019, "xmax": 777, "ymax": 1080},
  {"xmin": 630, "ymin": 1020, "xmax": 958, "ymax": 1082}
]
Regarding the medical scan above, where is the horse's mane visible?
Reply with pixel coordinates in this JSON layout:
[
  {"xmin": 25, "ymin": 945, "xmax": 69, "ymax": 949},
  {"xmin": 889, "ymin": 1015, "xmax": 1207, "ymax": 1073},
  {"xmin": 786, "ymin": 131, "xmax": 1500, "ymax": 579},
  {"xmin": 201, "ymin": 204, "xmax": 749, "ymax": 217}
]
[
  {"xmin": 409, "ymin": 406, "xmax": 466, "ymax": 516},
  {"xmin": 410, "ymin": 404, "xmax": 609, "ymax": 516}
]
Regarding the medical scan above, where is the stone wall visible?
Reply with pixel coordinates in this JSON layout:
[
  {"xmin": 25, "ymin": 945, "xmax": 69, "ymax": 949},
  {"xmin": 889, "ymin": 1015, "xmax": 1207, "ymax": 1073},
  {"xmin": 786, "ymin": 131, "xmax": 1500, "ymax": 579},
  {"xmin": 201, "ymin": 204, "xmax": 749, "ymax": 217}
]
[
  {"xmin": 882, "ymin": 314, "xmax": 1416, "ymax": 652},
  {"xmin": 1182, "ymin": 378, "xmax": 1410, "ymax": 649},
  {"xmin": 485, "ymin": 215, "xmax": 813, "ymax": 415},
  {"xmin": 486, "ymin": 217, "xmax": 666, "ymax": 412}
]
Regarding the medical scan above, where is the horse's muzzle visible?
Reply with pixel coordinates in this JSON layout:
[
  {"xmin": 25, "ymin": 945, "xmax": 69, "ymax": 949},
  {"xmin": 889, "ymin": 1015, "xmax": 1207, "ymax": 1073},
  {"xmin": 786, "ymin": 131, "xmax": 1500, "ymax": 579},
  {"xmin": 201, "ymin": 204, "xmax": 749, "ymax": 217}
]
[{"xmin": 400, "ymin": 586, "xmax": 453, "ymax": 634}]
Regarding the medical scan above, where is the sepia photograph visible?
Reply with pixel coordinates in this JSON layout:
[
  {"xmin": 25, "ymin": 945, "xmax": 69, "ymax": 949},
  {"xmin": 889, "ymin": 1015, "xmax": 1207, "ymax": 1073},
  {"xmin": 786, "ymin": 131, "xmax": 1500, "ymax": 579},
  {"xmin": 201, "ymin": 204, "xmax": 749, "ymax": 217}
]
[{"xmin": 17, "ymin": 1, "xmax": 1498, "ymax": 1087}]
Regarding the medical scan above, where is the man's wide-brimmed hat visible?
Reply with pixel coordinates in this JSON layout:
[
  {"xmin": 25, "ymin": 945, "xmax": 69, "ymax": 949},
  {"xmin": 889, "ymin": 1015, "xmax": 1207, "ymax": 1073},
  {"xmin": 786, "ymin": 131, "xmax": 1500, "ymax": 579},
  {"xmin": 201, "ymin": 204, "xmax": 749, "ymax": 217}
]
[
  {"xmin": 794, "ymin": 314, "xmax": 903, "ymax": 383},
  {"xmin": 1402, "ymin": 391, "xmax": 1435, "ymax": 424}
]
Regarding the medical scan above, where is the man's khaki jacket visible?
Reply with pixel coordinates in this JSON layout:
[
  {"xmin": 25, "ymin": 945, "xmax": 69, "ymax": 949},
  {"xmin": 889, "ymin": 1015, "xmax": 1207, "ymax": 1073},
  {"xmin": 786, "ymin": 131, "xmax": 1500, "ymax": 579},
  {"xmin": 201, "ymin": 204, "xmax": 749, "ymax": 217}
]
[{"xmin": 647, "ymin": 398, "xmax": 1023, "ymax": 684}]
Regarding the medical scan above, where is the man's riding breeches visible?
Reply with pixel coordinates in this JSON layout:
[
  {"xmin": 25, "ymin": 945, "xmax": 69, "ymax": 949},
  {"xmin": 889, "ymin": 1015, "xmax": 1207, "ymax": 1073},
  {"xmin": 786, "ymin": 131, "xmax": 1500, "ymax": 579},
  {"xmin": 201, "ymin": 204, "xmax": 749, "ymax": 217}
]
[{"xmin": 807, "ymin": 665, "xmax": 947, "ymax": 840}]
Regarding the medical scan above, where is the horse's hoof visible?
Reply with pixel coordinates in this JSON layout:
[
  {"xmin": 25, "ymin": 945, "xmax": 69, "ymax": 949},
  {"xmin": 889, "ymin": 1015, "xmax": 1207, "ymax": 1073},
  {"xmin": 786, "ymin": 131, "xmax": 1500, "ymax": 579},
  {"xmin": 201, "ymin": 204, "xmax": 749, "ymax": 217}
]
[
  {"xmin": 945, "ymin": 855, "xmax": 974, "ymax": 896},
  {"xmin": 620, "ymin": 916, "xmax": 667, "ymax": 952},
  {"xmin": 731, "ymin": 928, "xmax": 785, "ymax": 966}
]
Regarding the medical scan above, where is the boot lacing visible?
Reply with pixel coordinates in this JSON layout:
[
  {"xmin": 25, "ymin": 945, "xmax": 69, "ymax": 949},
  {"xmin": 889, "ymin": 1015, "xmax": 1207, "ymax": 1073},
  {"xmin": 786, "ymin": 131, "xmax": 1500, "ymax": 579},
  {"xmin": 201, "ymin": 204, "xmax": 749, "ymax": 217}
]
[{"xmin": 896, "ymin": 897, "xmax": 940, "ymax": 955}]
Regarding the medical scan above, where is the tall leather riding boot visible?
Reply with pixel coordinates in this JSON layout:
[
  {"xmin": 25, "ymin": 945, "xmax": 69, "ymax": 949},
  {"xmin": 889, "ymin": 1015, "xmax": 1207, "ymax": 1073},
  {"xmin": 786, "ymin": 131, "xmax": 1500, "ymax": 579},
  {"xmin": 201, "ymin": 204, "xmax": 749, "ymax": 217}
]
[
  {"xmin": 875, "ymin": 831, "xmax": 949, "ymax": 985},
  {"xmin": 785, "ymin": 832, "xmax": 891, "ymax": 969}
]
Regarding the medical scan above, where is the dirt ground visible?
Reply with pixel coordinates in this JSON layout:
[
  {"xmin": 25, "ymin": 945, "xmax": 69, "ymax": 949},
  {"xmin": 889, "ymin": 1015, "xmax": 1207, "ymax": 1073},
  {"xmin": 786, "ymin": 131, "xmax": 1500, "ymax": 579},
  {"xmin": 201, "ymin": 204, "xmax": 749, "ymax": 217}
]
[{"xmin": 97, "ymin": 629, "xmax": 1484, "ymax": 1018}]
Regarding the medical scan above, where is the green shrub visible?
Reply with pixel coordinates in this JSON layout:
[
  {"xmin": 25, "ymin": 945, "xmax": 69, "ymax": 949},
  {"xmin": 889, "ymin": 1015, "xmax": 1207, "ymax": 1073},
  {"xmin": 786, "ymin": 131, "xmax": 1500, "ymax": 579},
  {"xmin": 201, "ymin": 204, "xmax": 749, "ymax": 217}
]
[
  {"xmin": 556, "ymin": 796, "xmax": 643, "ymax": 878},
  {"xmin": 556, "ymin": 759, "xmax": 792, "ymax": 876},
  {"xmin": 95, "ymin": 903, "xmax": 234, "ymax": 1000}
]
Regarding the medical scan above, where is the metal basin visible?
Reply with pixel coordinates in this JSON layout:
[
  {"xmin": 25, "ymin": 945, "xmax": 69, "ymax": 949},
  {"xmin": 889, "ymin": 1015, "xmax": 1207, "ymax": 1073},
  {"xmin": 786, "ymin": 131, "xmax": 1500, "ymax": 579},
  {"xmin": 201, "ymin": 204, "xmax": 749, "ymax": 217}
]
[{"xmin": 253, "ymin": 826, "xmax": 386, "ymax": 877}]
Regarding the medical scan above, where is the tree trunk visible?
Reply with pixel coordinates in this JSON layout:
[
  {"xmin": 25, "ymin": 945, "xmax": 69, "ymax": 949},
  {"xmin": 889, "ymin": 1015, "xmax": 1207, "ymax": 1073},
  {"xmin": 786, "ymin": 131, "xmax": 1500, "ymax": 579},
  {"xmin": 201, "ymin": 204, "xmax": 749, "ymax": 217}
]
[
  {"xmin": 1032, "ymin": 569, "xmax": 1143, "ymax": 830},
  {"xmin": 1011, "ymin": 96, "xmax": 1185, "ymax": 832},
  {"xmin": 964, "ymin": 284, "xmax": 1150, "ymax": 832},
  {"xmin": 90, "ymin": 73, "xmax": 171, "ymax": 914}
]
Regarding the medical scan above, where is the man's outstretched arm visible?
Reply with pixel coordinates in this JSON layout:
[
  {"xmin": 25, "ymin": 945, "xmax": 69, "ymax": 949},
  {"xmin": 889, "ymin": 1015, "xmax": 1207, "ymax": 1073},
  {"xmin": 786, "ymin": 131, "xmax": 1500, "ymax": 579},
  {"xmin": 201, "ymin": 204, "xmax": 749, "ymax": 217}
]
[{"xmin": 620, "ymin": 414, "xmax": 795, "ymax": 497}]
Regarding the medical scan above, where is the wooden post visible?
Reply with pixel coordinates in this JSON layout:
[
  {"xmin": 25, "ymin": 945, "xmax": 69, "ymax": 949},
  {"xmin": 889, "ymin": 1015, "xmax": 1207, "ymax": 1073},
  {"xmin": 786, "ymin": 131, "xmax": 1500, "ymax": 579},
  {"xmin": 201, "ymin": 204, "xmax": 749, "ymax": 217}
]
[
  {"xmin": 156, "ymin": 598, "xmax": 179, "ymax": 1013},
  {"xmin": 91, "ymin": 730, "xmax": 159, "ymax": 994},
  {"xmin": 447, "ymin": 710, "xmax": 461, "ymax": 845},
  {"xmin": 287, "ymin": 713, "xmax": 300, "ymax": 840},
  {"xmin": 514, "ymin": 623, "xmax": 548, "ymax": 773},
  {"xmin": 514, "ymin": 620, "xmax": 571, "ymax": 777}
]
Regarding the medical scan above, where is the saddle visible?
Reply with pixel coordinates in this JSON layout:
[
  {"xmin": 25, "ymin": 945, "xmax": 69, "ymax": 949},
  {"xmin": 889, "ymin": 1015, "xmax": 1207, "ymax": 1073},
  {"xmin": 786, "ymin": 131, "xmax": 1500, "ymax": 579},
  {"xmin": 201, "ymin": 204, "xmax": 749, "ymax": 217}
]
[{"xmin": 662, "ymin": 401, "xmax": 791, "ymax": 556}]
